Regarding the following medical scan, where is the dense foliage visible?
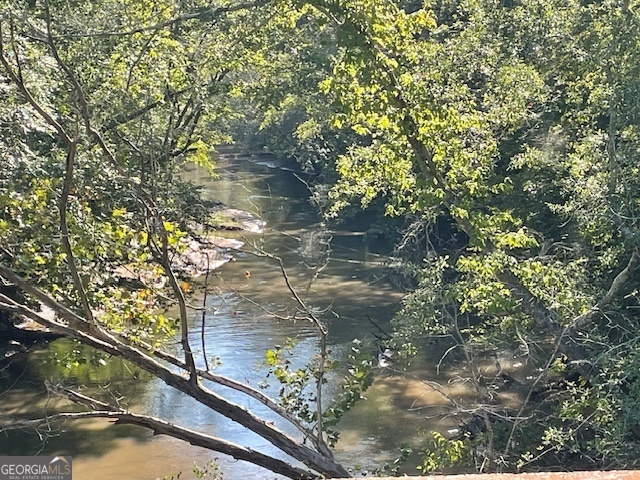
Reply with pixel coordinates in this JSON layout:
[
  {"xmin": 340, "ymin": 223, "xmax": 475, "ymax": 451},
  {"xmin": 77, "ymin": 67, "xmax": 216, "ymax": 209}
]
[
  {"xmin": 1, "ymin": 0, "xmax": 640, "ymax": 477},
  {"xmin": 244, "ymin": 0, "xmax": 640, "ymax": 472}
]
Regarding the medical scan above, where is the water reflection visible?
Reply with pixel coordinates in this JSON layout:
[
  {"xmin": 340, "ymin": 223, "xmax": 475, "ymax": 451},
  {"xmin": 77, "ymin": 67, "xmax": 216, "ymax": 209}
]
[
  {"xmin": 153, "ymin": 151, "xmax": 409, "ymax": 477},
  {"xmin": 2, "ymin": 150, "xmax": 435, "ymax": 479}
]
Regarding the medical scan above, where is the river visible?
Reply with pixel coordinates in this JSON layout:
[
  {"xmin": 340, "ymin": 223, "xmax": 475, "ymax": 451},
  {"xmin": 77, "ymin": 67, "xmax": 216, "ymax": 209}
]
[{"xmin": 0, "ymin": 150, "xmax": 475, "ymax": 479}]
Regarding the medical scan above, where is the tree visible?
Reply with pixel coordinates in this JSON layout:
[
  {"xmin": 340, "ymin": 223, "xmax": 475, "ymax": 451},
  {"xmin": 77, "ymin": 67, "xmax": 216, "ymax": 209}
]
[
  {"xmin": 4, "ymin": 0, "xmax": 640, "ymax": 475},
  {"xmin": 293, "ymin": 0, "xmax": 640, "ymax": 471},
  {"xmin": 0, "ymin": 1, "xmax": 352, "ymax": 478}
]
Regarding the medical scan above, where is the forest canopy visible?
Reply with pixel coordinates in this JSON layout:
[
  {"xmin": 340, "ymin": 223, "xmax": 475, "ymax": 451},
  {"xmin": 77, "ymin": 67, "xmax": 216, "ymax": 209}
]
[{"xmin": 1, "ymin": 0, "xmax": 640, "ymax": 477}]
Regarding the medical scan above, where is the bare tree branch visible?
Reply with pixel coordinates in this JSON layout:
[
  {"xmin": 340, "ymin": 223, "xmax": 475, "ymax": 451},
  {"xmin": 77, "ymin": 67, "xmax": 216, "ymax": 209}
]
[
  {"xmin": 1, "ymin": 386, "xmax": 315, "ymax": 480},
  {"xmin": 243, "ymin": 247, "xmax": 334, "ymax": 459},
  {"xmin": 0, "ymin": 265, "xmax": 348, "ymax": 477}
]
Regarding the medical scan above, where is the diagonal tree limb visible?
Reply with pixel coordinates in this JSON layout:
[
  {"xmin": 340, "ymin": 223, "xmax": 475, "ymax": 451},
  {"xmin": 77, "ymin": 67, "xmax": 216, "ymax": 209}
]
[
  {"xmin": 131, "ymin": 338, "xmax": 321, "ymax": 443},
  {"xmin": 0, "ymin": 292, "xmax": 340, "ymax": 476},
  {"xmin": 1, "ymin": 399, "xmax": 315, "ymax": 480},
  {"xmin": 0, "ymin": 266, "xmax": 348, "ymax": 477},
  {"xmin": 572, "ymin": 247, "xmax": 640, "ymax": 330}
]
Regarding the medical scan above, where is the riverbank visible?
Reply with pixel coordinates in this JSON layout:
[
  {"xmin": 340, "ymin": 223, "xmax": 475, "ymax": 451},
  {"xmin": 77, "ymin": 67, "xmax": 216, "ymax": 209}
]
[
  {"xmin": 0, "ymin": 205, "xmax": 263, "ymax": 365},
  {"xmin": 1, "ymin": 151, "xmax": 406, "ymax": 480}
]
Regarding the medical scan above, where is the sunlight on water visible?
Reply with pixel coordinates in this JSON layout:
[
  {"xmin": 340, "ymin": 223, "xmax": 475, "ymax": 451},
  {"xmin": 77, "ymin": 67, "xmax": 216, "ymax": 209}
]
[{"xmin": 0, "ymin": 150, "xmax": 468, "ymax": 479}]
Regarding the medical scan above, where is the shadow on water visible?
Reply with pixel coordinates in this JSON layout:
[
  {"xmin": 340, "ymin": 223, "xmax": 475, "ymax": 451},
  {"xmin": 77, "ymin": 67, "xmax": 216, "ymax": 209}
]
[
  {"xmin": 1, "ymin": 151, "xmax": 472, "ymax": 479},
  {"xmin": 0, "ymin": 341, "xmax": 152, "ymax": 458}
]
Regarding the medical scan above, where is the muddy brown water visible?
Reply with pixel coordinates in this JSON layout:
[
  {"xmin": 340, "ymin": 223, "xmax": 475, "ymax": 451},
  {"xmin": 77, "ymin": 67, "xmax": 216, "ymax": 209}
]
[{"xmin": 0, "ymin": 151, "xmax": 527, "ymax": 479}]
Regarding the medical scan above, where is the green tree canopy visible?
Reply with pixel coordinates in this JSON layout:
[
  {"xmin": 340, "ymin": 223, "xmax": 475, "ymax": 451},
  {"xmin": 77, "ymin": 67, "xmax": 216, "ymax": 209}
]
[{"xmin": 2, "ymin": 0, "xmax": 640, "ymax": 475}]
